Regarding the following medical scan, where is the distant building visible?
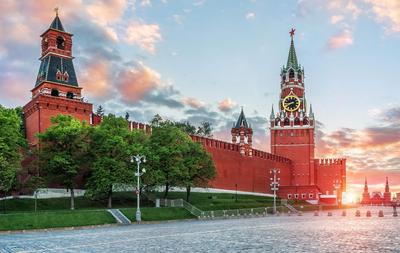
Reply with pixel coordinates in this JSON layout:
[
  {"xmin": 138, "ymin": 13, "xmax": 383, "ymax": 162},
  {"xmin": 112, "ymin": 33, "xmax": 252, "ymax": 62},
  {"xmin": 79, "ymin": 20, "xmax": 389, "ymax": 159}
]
[{"xmin": 361, "ymin": 177, "xmax": 392, "ymax": 206}]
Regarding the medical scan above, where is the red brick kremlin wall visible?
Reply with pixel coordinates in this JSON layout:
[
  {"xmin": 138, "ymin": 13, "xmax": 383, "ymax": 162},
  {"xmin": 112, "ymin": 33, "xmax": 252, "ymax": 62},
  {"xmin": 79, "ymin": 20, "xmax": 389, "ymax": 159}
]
[{"xmin": 190, "ymin": 135, "xmax": 292, "ymax": 194}]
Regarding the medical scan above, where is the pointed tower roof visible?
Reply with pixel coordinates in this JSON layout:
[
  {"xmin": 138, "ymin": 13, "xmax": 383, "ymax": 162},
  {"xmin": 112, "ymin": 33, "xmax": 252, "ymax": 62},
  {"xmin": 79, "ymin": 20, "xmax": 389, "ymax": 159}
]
[
  {"xmin": 286, "ymin": 28, "xmax": 299, "ymax": 69},
  {"xmin": 385, "ymin": 177, "xmax": 390, "ymax": 193},
  {"xmin": 270, "ymin": 105, "xmax": 275, "ymax": 120},
  {"xmin": 234, "ymin": 107, "xmax": 249, "ymax": 128},
  {"xmin": 50, "ymin": 9, "xmax": 65, "ymax": 32},
  {"xmin": 364, "ymin": 177, "xmax": 368, "ymax": 192}
]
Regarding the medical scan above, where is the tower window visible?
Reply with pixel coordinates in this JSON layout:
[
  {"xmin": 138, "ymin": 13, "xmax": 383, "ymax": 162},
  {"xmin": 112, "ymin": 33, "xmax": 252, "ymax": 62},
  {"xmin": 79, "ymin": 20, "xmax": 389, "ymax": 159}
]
[
  {"xmin": 284, "ymin": 118, "xmax": 290, "ymax": 126},
  {"xmin": 51, "ymin": 89, "xmax": 59, "ymax": 97},
  {"xmin": 294, "ymin": 118, "xmax": 300, "ymax": 126},
  {"xmin": 289, "ymin": 70, "xmax": 295, "ymax": 79},
  {"xmin": 63, "ymin": 71, "xmax": 69, "ymax": 82},
  {"xmin": 282, "ymin": 75, "xmax": 285, "ymax": 82},
  {"xmin": 303, "ymin": 118, "xmax": 309, "ymax": 125},
  {"xmin": 56, "ymin": 36, "xmax": 65, "ymax": 50},
  {"xmin": 56, "ymin": 70, "xmax": 62, "ymax": 81},
  {"xmin": 298, "ymin": 74, "xmax": 302, "ymax": 82},
  {"xmin": 66, "ymin": 92, "xmax": 74, "ymax": 99}
]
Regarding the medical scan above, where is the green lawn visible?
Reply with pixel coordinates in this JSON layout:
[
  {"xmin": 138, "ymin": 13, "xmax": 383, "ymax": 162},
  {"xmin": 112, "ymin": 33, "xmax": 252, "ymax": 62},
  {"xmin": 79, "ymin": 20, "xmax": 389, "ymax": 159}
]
[
  {"xmin": 0, "ymin": 192, "xmax": 152, "ymax": 213},
  {"xmin": 121, "ymin": 207, "xmax": 195, "ymax": 221},
  {"xmin": 156, "ymin": 192, "xmax": 275, "ymax": 211},
  {"xmin": 0, "ymin": 210, "xmax": 115, "ymax": 231}
]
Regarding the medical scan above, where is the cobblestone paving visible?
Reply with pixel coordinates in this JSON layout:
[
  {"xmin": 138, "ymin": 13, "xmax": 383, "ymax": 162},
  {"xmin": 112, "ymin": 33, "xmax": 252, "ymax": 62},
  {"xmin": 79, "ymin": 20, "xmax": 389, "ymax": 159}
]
[{"xmin": 0, "ymin": 208, "xmax": 399, "ymax": 253}]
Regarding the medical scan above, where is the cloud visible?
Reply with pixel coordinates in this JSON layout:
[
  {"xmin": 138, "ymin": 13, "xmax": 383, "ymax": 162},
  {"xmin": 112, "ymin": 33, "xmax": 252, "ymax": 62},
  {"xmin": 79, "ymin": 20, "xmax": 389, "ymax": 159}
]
[
  {"xmin": 245, "ymin": 12, "xmax": 256, "ymax": 20},
  {"xmin": 141, "ymin": 0, "xmax": 152, "ymax": 7},
  {"xmin": 331, "ymin": 15, "xmax": 344, "ymax": 24},
  {"xmin": 172, "ymin": 14, "xmax": 184, "ymax": 25},
  {"xmin": 218, "ymin": 98, "xmax": 236, "ymax": 112},
  {"xmin": 327, "ymin": 29, "xmax": 353, "ymax": 49},
  {"xmin": 79, "ymin": 59, "xmax": 113, "ymax": 100},
  {"xmin": 365, "ymin": 0, "xmax": 400, "ymax": 33},
  {"xmin": 124, "ymin": 21, "xmax": 162, "ymax": 54},
  {"xmin": 182, "ymin": 97, "xmax": 205, "ymax": 108},
  {"xmin": 118, "ymin": 61, "xmax": 161, "ymax": 103},
  {"xmin": 86, "ymin": 0, "xmax": 127, "ymax": 24},
  {"xmin": 316, "ymin": 106, "xmax": 400, "ymax": 194},
  {"xmin": 193, "ymin": 0, "xmax": 206, "ymax": 6}
]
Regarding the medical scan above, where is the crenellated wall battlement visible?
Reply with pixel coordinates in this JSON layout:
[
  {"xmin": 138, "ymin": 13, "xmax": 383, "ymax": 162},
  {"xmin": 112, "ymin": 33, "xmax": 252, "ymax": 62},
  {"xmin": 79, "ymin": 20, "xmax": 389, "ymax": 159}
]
[
  {"xmin": 315, "ymin": 158, "xmax": 346, "ymax": 166},
  {"xmin": 128, "ymin": 120, "xmax": 152, "ymax": 134},
  {"xmin": 190, "ymin": 135, "xmax": 291, "ymax": 164}
]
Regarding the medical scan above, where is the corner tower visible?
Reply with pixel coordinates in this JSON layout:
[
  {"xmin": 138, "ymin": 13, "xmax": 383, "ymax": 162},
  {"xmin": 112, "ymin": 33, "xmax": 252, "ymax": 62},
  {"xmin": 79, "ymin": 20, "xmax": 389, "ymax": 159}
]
[
  {"xmin": 270, "ymin": 28, "xmax": 315, "ymax": 186},
  {"xmin": 231, "ymin": 108, "xmax": 253, "ymax": 156},
  {"xmin": 23, "ymin": 12, "xmax": 93, "ymax": 145}
]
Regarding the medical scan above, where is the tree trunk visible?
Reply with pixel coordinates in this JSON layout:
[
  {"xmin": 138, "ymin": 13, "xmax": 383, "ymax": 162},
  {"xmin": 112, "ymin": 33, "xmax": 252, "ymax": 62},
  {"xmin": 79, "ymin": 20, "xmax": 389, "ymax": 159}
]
[
  {"xmin": 186, "ymin": 186, "xmax": 191, "ymax": 202},
  {"xmin": 164, "ymin": 182, "xmax": 169, "ymax": 198},
  {"xmin": 70, "ymin": 188, "xmax": 75, "ymax": 210},
  {"xmin": 107, "ymin": 187, "xmax": 113, "ymax": 209}
]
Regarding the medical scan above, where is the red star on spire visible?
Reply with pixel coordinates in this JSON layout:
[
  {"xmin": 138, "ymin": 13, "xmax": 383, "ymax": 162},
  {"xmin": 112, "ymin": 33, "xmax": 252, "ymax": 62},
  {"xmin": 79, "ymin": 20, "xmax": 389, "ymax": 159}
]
[{"xmin": 289, "ymin": 28, "xmax": 296, "ymax": 38}]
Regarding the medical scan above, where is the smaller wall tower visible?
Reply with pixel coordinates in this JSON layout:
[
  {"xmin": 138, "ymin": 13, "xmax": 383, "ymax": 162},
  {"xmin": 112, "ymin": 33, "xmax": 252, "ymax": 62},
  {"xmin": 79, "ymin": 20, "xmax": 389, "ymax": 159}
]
[
  {"xmin": 384, "ymin": 177, "xmax": 392, "ymax": 205},
  {"xmin": 231, "ymin": 108, "xmax": 253, "ymax": 156},
  {"xmin": 361, "ymin": 178, "xmax": 371, "ymax": 205}
]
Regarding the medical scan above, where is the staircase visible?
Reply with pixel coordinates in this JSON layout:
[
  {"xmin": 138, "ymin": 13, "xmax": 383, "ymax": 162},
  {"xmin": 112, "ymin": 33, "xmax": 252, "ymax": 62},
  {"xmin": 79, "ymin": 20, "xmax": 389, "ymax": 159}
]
[
  {"xmin": 284, "ymin": 203, "xmax": 298, "ymax": 213},
  {"xmin": 108, "ymin": 209, "xmax": 131, "ymax": 225}
]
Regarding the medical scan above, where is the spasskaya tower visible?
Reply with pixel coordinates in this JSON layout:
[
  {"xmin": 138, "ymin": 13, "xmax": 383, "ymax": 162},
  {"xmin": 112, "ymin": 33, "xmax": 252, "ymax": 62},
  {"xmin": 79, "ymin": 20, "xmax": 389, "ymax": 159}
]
[{"xmin": 270, "ymin": 28, "xmax": 316, "ymax": 187}]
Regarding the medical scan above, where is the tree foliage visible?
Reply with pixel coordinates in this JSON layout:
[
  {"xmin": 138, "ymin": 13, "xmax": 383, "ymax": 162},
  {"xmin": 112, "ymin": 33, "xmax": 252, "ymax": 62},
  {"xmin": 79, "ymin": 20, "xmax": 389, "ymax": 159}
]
[
  {"xmin": 0, "ymin": 106, "xmax": 25, "ymax": 193},
  {"xmin": 184, "ymin": 142, "xmax": 216, "ymax": 201},
  {"xmin": 37, "ymin": 115, "xmax": 90, "ymax": 210},
  {"xmin": 96, "ymin": 105, "xmax": 105, "ymax": 117},
  {"xmin": 86, "ymin": 114, "xmax": 148, "ymax": 208},
  {"xmin": 149, "ymin": 115, "xmax": 216, "ymax": 198}
]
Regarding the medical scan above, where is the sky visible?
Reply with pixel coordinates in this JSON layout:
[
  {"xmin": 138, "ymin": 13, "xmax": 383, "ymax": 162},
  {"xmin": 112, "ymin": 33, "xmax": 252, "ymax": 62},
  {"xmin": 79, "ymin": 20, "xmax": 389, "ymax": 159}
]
[{"xmin": 0, "ymin": 0, "xmax": 399, "ymax": 197}]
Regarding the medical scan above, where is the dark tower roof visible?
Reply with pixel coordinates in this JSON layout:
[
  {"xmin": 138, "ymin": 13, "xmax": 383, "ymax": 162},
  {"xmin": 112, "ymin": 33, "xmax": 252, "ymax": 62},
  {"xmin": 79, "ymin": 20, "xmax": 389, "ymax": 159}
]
[
  {"xmin": 50, "ymin": 15, "xmax": 65, "ymax": 32},
  {"xmin": 234, "ymin": 108, "xmax": 249, "ymax": 129}
]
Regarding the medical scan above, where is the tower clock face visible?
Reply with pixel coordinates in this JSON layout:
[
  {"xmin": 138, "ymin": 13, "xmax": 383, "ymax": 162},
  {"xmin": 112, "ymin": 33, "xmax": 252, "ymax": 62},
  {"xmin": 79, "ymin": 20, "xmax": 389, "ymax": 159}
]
[{"xmin": 282, "ymin": 95, "xmax": 300, "ymax": 112}]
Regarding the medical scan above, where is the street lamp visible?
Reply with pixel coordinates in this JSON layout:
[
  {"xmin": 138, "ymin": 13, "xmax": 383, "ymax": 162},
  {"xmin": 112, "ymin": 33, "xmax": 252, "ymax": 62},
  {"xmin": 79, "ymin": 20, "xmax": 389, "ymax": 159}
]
[
  {"xmin": 270, "ymin": 168, "xmax": 280, "ymax": 214},
  {"xmin": 131, "ymin": 154, "xmax": 146, "ymax": 223},
  {"xmin": 333, "ymin": 179, "xmax": 341, "ymax": 207}
]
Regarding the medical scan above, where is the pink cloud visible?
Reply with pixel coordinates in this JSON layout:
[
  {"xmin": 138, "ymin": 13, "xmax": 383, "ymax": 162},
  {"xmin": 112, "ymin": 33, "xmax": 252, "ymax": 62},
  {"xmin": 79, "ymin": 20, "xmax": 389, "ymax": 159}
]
[
  {"xmin": 218, "ymin": 98, "xmax": 236, "ymax": 112},
  {"xmin": 327, "ymin": 29, "xmax": 353, "ymax": 49},
  {"xmin": 124, "ymin": 21, "xmax": 162, "ymax": 54},
  {"xmin": 182, "ymin": 97, "xmax": 205, "ymax": 108},
  {"xmin": 79, "ymin": 60, "xmax": 112, "ymax": 100},
  {"xmin": 365, "ymin": 0, "xmax": 400, "ymax": 33},
  {"xmin": 118, "ymin": 61, "xmax": 161, "ymax": 103}
]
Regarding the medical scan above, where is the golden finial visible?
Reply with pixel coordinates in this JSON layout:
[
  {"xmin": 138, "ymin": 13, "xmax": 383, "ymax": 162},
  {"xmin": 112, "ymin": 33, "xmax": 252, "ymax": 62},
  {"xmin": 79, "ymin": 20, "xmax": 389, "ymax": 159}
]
[{"xmin": 54, "ymin": 7, "xmax": 59, "ymax": 17}]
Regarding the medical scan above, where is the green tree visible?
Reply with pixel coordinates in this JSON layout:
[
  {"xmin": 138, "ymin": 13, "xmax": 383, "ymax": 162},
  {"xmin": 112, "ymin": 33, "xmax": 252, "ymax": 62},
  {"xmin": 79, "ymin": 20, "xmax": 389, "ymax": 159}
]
[
  {"xmin": 96, "ymin": 105, "xmax": 105, "ymax": 117},
  {"xmin": 37, "ymin": 115, "xmax": 90, "ymax": 210},
  {"xmin": 183, "ymin": 142, "xmax": 216, "ymax": 202},
  {"xmin": 0, "ymin": 106, "xmax": 25, "ymax": 206},
  {"xmin": 149, "ymin": 124, "xmax": 192, "ymax": 197},
  {"xmin": 196, "ymin": 121, "xmax": 213, "ymax": 137},
  {"xmin": 86, "ymin": 114, "xmax": 147, "ymax": 208}
]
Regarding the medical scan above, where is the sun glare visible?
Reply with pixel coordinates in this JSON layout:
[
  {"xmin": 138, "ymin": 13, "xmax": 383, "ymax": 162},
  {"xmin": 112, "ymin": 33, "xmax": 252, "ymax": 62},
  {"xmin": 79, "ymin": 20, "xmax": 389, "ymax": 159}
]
[{"xmin": 342, "ymin": 192, "xmax": 356, "ymax": 204}]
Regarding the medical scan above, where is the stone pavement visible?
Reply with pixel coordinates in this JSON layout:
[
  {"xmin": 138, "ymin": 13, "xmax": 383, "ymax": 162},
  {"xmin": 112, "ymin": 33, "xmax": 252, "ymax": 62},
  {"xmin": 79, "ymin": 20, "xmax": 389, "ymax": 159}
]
[{"xmin": 0, "ymin": 209, "xmax": 399, "ymax": 253}]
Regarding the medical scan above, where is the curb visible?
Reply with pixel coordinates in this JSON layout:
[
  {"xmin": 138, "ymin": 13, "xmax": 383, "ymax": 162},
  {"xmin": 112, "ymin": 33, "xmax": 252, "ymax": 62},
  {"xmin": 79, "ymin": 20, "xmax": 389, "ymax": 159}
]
[{"xmin": 0, "ymin": 223, "xmax": 119, "ymax": 235}]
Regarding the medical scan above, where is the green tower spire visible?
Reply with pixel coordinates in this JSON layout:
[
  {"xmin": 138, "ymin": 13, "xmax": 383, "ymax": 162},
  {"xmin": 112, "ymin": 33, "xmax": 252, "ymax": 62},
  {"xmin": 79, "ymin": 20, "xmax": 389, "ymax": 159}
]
[{"xmin": 286, "ymin": 28, "xmax": 299, "ymax": 69}]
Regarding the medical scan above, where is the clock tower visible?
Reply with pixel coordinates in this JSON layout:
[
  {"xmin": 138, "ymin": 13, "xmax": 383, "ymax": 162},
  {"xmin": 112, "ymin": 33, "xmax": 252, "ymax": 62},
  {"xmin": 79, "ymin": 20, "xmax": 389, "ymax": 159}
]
[{"xmin": 270, "ymin": 29, "xmax": 316, "ymax": 186}]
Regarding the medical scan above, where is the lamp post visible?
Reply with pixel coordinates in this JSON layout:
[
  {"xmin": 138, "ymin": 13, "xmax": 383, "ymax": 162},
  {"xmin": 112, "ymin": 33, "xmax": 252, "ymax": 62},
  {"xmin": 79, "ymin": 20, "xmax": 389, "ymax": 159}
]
[
  {"xmin": 270, "ymin": 168, "xmax": 280, "ymax": 214},
  {"xmin": 333, "ymin": 179, "xmax": 341, "ymax": 207},
  {"xmin": 131, "ymin": 154, "xmax": 146, "ymax": 223}
]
